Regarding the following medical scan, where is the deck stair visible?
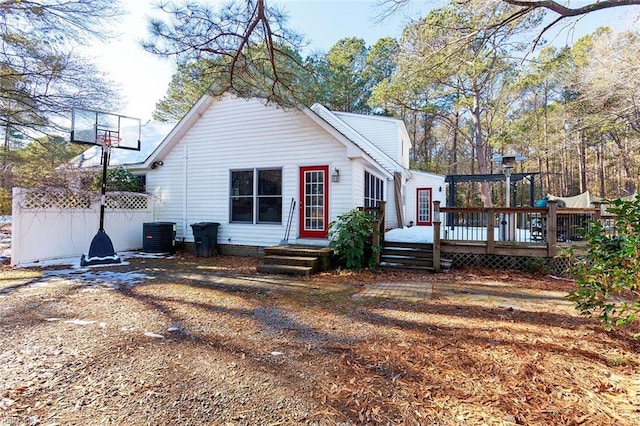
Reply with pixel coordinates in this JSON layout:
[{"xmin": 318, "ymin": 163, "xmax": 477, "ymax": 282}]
[
  {"xmin": 380, "ymin": 241, "xmax": 435, "ymax": 272},
  {"xmin": 257, "ymin": 245, "xmax": 332, "ymax": 276}
]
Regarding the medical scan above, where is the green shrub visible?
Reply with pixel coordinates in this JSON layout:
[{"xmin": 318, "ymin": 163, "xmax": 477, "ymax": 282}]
[
  {"xmin": 91, "ymin": 166, "xmax": 143, "ymax": 192},
  {"xmin": 328, "ymin": 209, "xmax": 380, "ymax": 271},
  {"xmin": 566, "ymin": 198, "xmax": 640, "ymax": 338},
  {"xmin": 0, "ymin": 187, "xmax": 11, "ymax": 215}
]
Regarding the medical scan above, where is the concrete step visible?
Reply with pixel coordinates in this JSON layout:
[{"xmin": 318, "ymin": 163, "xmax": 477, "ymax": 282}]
[{"xmin": 256, "ymin": 264, "xmax": 313, "ymax": 276}]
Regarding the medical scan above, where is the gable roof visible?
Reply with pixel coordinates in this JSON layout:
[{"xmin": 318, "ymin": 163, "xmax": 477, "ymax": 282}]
[
  {"xmin": 331, "ymin": 110, "xmax": 411, "ymax": 168},
  {"xmin": 309, "ymin": 104, "xmax": 407, "ymax": 176}
]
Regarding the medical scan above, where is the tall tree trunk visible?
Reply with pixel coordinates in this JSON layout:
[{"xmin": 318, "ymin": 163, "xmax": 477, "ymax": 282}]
[
  {"xmin": 597, "ymin": 139, "xmax": 605, "ymax": 198},
  {"xmin": 578, "ymin": 130, "xmax": 587, "ymax": 194},
  {"xmin": 470, "ymin": 92, "xmax": 492, "ymax": 207},
  {"xmin": 452, "ymin": 111, "xmax": 459, "ymax": 175},
  {"xmin": 610, "ymin": 131, "xmax": 636, "ymax": 195}
]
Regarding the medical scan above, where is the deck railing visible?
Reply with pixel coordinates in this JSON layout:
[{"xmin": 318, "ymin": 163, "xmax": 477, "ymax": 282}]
[{"xmin": 433, "ymin": 200, "xmax": 604, "ymax": 262}]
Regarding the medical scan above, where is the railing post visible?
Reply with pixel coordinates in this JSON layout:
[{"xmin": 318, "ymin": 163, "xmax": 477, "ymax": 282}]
[
  {"xmin": 433, "ymin": 201, "xmax": 441, "ymax": 272},
  {"xmin": 487, "ymin": 208, "xmax": 495, "ymax": 254},
  {"xmin": 433, "ymin": 200, "xmax": 441, "ymax": 220},
  {"xmin": 433, "ymin": 224, "xmax": 441, "ymax": 273},
  {"xmin": 372, "ymin": 219, "xmax": 381, "ymax": 266},
  {"xmin": 378, "ymin": 200, "xmax": 386, "ymax": 237},
  {"xmin": 593, "ymin": 201, "xmax": 602, "ymax": 221},
  {"xmin": 547, "ymin": 200, "xmax": 558, "ymax": 257}
]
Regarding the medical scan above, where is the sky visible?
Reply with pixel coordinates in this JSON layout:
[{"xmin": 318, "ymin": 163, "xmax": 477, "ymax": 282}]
[{"xmin": 88, "ymin": 0, "xmax": 640, "ymax": 124}]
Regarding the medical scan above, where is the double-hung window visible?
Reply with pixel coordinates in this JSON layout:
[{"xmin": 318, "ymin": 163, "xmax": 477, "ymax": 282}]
[
  {"xmin": 364, "ymin": 171, "xmax": 384, "ymax": 208},
  {"xmin": 230, "ymin": 169, "xmax": 282, "ymax": 224}
]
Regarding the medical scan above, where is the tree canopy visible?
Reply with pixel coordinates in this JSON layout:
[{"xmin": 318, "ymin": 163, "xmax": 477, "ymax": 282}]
[
  {"xmin": 147, "ymin": 0, "xmax": 640, "ymax": 204},
  {"xmin": 0, "ymin": 0, "xmax": 123, "ymax": 190}
]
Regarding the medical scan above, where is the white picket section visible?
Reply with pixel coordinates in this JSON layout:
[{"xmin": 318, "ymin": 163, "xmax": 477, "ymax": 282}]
[{"xmin": 11, "ymin": 188, "xmax": 153, "ymax": 266}]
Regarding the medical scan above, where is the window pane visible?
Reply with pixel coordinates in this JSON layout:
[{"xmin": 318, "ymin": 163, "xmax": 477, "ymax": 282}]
[
  {"xmin": 258, "ymin": 197, "xmax": 282, "ymax": 223},
  {"xmin": 231, "ymin": 197, "xmax": 253, "ymax": 222},
  {"xmin": 231, "ymin": 170, "xmax": 253, "ymax": 196},
  {"xmin": 417, "ymin": 189, "xmax": 431, "ymax": 223},
  {"xmin": 258, "ymin": 169, "xmax": 282, "ymax": 196}
]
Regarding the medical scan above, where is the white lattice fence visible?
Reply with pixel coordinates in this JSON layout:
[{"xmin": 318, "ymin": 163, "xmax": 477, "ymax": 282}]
[{"xmin": 11, "ymin": 188, "xmax": 154, "ymax": 266}]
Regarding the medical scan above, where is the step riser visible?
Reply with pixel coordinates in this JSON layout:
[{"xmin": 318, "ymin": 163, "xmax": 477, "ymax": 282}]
[
  {"xmin": 256, "ymin": 265, "xmax": 312, "ymax": 276},
  {"xmin": 381, "ymin": 258, "xmax": 434, "ymax": 268},
  {"xmin": 383, "ymin": 242, "xmax": 434, "ymax": 250},
  {"xmin": 259, "ymin": 245, "xmax": 334, "ymax": 275},
  {"xmin": 263, "ymin": 256, "xmax": 317, "ymax": 267},
  {"xmin": 263, "ymin": 246, "xmax": 331, "ymax": 258},
  {"xmin": 380, "ymin": 263, "xmax": 435, "ymax": 272},
  {"xmin": 381, "ymin": 249, "xmax": 433, "ymax": 258},
  {"xmin": 381, "ymin": 242, "xmax": 435, "ymax": 272}
]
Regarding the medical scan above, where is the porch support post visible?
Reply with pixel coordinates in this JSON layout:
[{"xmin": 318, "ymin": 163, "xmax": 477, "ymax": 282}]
[
  {"xmin": 529, "ymin": 174, "xmax": 535, "ymax": 206},
  {"xmin": 487, "ymin": 208, "xmax": 495, "ymax": 254},
  {"xmin": 378, "ymin": 201, "xmax": 386, "ymax": 239},
  {"xmin": 433, "ymin": 201, "xmax": 441, "ymax": 272},
  {"xmin": 372, "ymin": 219, "xmax": 381, "ymax": 266},
  {"xmin": 547, "ymin": 200, "xmax": 558, "ymax": 257}
]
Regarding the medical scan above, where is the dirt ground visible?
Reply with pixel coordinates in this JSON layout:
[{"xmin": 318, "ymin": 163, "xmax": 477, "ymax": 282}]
[{"xmin": 1, "ymin": 253, "xmax": 639, "ymax": 425}]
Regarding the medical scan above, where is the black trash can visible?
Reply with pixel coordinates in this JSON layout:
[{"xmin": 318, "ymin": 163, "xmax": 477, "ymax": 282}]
[
  {"xmin": 190, "ymin": 222, "xmax": 220, "ymax": 257},
  {"xmin": 143, "ymin": 222, "xmax": 176, "ymax": 254}
]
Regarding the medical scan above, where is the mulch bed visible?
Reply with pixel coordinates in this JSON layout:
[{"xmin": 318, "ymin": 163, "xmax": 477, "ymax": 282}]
[{"xmin": 1, "ymin": 254, "xmax": 638, "ymax": 425}]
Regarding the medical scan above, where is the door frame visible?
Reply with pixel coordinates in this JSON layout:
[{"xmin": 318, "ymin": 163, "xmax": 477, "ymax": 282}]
[
  {"xmin": 299, "ymin": 165, "xmax": 329, "ymax": 238},
  {"xmin": 416, "ymin": 187, "xmax": 433, "ymax": 226}
]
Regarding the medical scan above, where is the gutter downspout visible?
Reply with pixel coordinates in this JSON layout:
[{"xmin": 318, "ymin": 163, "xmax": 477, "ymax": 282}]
[{"xmin": 183, "ymin": 145, "xmax": 188, "ymax": 240}]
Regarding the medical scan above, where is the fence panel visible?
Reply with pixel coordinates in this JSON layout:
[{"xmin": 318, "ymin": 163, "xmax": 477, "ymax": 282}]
[{"xmin": 11, "ymin": 188, "xmax": 153, "ymax": 266}]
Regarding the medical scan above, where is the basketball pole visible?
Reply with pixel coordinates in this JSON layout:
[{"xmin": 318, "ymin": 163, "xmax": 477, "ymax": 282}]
[
  {"xmin": 98, "ymin": 135, "xmax": 109, "ymax": 232},
  {"xmin": 80, "ymin": 132, "xmax": 121, "ymax": 267}
]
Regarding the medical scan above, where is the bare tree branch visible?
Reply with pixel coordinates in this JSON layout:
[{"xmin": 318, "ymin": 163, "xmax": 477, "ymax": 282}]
[
  {"xmin": 144, "ymin": 0, "xmax": 308, "ymax": 106},
  {"xmin": 500, "ymin": 0, "xmax": 640, "ymax": 17}
]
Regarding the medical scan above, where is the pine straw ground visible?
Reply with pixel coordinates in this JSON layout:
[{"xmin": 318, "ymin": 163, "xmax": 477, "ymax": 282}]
[{"xmin": 0, "ymin": 254, "xmax": 639, "ymax": 425}]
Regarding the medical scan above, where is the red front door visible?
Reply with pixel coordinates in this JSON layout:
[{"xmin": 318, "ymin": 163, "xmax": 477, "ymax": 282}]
[{"xmin": 299, "ymin": 165, "xmax": 329, "ymax": 238}]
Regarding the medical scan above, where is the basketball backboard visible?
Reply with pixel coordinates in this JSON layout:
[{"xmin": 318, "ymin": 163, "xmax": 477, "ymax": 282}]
[{"xmin": 71, "ymin": 108, "xmax": 141, "ymax": 151}]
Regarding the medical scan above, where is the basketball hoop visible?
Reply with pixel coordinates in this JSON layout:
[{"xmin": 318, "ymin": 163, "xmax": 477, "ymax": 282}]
[{"xmin": 97, "ymin": 132, "xmax": 121, "ymax": 148}]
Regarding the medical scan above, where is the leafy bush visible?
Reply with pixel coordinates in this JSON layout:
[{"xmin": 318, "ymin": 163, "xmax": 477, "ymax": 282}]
[
  {"xmin": 566, "ymin": 198, "xmax": 640, "ymax": 338},
  {"xmin": 328, "ymin": 209, "xmax": 380, "ymax": 271},
  {"xmin": 0, "ymin": 188, "xmax": 11, "ymax": 215},
  {"xmin": 91, "ymin": 166, "xmax": 143, "ymax": 192}
]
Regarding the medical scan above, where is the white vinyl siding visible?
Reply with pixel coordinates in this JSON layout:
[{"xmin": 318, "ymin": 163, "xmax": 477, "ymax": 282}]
[
  {"xmin": 146, "ymin": 97, "xmax": 355, "ymax": 246},
  {"xmin": 333, "ymin": 112, "xmax": 409, "ymax": 168},
  {"xmin": 405, "ymin": 171, "xmax": 446, "ymax": 228}
]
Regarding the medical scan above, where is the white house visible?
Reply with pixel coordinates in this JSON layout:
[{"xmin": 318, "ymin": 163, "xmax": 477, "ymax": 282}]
[{"xmin": 70, "ymin": 94, "xmax": 446, "ymax": 253}]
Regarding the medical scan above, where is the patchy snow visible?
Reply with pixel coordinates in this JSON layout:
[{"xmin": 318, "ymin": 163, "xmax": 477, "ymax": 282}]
[
  {"xmin": 17, "ymin": 251, "xmax": 173, "ymax": 270},
  {"xmin": 64, "ymin": 319, "xmax": 96, "ymax": 326},
  {"xmin": 3, "ymin": 251, "xmax": 172, "ymax": 293},
  {"xmin": 144, "ymin": 332, "xmax": 165, "ymax": 339},
  {"xmin": 385, "ymin": 226, "xmax": 434, "ymax": 243}
]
